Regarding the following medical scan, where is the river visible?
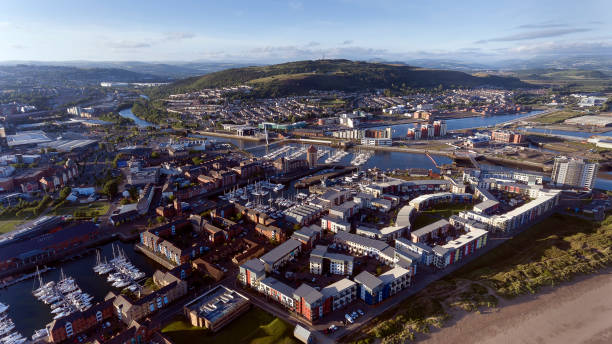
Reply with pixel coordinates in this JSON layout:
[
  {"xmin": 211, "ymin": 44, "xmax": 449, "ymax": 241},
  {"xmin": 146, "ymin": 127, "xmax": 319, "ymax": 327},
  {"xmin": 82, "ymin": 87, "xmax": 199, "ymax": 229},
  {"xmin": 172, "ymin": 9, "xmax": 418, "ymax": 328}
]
[
  {"xmin": 381, "ymin": 110, "xmax": 544, "ymax": 138},
  {"xmin": 118, "ymin": 108, "xmax": 156, "ymax": 128},
  {"xmin": 0, "ymin": 240, "xmax": 158, "ymax": 337}
]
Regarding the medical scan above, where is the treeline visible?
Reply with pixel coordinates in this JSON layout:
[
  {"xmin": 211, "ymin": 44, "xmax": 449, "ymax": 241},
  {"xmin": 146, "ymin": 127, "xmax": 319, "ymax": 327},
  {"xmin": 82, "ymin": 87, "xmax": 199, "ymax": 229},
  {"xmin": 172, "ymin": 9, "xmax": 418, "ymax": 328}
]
[
  {"xmin": 99, "ymin": 112, "xmax": 135, "ymax": 126},
  {"xmin": 131, "ymin": 100, "xmax": 170, "ymax": 124}
]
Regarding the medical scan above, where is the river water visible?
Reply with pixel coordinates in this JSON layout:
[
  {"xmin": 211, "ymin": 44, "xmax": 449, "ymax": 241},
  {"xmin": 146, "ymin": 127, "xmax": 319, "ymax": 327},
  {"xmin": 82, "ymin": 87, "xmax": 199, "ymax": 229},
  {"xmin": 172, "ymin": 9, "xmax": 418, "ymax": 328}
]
[
  {"xmin": 0, "ymin": 240, "xmax": 158, "ymax": 337},
  {"xmin": 381, "ymin": 110, "xmax": 544, "ymax": 138},
  {"xmin": 118, "ymin": 108, "xmax": 156, "ymax": 128}
]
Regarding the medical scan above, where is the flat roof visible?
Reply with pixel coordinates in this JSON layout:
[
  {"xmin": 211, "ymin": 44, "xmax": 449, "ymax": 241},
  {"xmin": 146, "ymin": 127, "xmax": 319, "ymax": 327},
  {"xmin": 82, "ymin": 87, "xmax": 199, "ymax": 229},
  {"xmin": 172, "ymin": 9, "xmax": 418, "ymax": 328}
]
[
  {"xmin": 185, "ymin": 285, "xmax": 249, "ymax": 324},
  {"xmin": 6, "ymin": 130, "xmax": 52, "ymax": 146}
]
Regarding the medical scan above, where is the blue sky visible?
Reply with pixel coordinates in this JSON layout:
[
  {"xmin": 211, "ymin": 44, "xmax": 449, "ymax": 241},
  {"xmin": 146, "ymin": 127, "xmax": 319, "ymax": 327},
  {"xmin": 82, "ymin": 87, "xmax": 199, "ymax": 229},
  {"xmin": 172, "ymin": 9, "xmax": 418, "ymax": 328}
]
[{"xmin": 0, "ymin": 0, "xmax": 610, "ymax": 62}]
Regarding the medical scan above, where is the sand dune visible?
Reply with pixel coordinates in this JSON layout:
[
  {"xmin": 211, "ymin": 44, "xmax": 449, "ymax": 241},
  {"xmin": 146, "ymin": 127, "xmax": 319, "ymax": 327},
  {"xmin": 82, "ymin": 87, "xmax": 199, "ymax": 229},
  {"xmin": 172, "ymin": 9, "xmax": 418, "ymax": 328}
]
[{"xmin": 419, "ymin": 270, "xmax": 612, "ymax": 344}]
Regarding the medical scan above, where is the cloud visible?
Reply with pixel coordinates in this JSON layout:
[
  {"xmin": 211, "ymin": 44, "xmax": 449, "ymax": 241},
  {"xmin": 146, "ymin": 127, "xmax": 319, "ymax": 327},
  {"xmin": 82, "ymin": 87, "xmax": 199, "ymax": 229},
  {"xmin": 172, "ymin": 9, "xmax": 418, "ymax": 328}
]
[
  {"xmin": 11, "ymin": 44, "xmax": 26, "ymax": 50},
  {"xmin": 341, "ymin": 40, "xmax": 353, "ymax": 45},
  {"xmin": 108, "ymin": 40, "xmax": 152, "ymax": 49},
  {"xmin": 106, "ymin": 32, "xmax": 195, "ymax": 50},
  {"xmin": 163, "ymin": 32, "xmax": 196, "ymax": 41},
  {"xmin": 507, "ymin": 40, "xmax": 612, "ymax": 56},
  {"xmin": 517, "ymin": 23, "xmax": 567, "ymax": 29},
  {"xmin": 476, "ymin": 28, "xmax": 591, "ymax": 43},
  {"xmin": 288, "ymin": 1, "xmax": 303, "ymax": 10},
  {"xmin": 306, "ymin": 41, "xmax": 320, "ymax": 47}
]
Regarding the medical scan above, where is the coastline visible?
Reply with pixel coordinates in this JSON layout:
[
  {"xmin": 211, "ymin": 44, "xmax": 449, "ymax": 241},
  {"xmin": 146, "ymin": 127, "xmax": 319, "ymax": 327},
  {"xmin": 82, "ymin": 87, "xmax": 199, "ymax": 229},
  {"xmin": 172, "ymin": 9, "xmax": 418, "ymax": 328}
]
[{"xmin": 417, "ymin": 267, "xmax": 612, "ymax": 344}]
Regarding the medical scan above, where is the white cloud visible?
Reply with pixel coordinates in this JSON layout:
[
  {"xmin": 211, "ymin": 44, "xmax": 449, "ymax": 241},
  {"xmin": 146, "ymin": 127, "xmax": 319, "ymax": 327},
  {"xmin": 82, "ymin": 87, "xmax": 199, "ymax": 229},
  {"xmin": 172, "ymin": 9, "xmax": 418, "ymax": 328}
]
[{"xmin": 476, "ymin": 28, "xmax": 591, "ymax": 44}]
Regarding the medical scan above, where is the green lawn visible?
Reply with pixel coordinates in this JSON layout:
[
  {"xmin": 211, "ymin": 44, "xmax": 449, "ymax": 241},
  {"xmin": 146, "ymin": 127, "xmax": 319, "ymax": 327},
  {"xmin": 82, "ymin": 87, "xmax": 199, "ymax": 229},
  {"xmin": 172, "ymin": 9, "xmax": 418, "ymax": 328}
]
[
  {"xmin": 412, "ymin": 203, "xmax": 473, "ymax": 229},
  {"xmin": 0, "ymin": 219, "xmax": 26, "ymax": 234},
  {"xmin": 530, "ymin": 110, "xmax": 582, "ymax": 124},
  {"xmin": 162, "ymin": 308, "xmax": 297, "ymax": 344},
  {"xmin": 52, "ymin": 201, "xmax": 110, "ymax": 219}
]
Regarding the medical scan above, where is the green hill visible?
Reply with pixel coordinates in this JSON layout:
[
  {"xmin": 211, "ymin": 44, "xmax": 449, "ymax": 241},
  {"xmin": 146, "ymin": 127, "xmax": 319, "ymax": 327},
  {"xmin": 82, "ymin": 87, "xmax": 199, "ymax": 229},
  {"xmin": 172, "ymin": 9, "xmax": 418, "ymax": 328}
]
[{"xmin": 153, "ymin": 59, "xmax": 529, "ymax": 97}]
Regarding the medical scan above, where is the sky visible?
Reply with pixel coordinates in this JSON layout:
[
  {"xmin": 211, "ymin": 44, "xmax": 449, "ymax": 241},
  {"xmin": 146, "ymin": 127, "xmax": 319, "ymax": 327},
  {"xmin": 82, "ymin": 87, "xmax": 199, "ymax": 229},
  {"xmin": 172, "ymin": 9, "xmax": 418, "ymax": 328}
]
[{"xmin": 0, "ymin": 0, "xmax": 611, "ymax": 63}]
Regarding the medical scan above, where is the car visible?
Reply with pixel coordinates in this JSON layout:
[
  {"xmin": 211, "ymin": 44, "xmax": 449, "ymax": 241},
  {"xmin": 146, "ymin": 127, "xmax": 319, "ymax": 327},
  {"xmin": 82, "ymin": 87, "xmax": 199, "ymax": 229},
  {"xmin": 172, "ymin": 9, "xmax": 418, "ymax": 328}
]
[
  {"xmin": 328, "ymin": 325, "xmax": 338, "ymax": 332},
  {"xmin": 357, "ymin": 309, "xmax": 364, "ymax": 316},
  {"xmin": 351, "ymin": 311, "xmax": 358, "ymax": 318},
  {"xmin": 345, "ymin": 313, "xmax": 354, "ymax": 324}
]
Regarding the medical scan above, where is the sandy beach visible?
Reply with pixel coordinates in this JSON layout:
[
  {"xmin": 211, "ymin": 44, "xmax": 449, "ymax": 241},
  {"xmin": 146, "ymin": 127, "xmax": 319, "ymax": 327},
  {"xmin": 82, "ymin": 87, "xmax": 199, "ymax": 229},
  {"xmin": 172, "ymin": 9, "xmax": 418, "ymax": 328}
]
[{"xmin": 419, "ymin": 269, "xmax": 612, "ymax": 344}]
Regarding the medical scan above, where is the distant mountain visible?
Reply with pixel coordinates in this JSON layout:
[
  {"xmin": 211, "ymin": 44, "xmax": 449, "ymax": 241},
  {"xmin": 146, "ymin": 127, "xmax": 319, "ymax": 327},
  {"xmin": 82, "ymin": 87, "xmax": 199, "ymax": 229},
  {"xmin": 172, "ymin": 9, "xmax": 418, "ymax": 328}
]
[
  {"xmin": 161, "ymin": 59, "xmax": 529, "ymax": 97},
  {"xmin": 0, "ymin": 61, "xmax": 259, "ymax": 78},
  {"xmin": 0, "ymin": 65, "xmax": 169, "ymax": 87}
]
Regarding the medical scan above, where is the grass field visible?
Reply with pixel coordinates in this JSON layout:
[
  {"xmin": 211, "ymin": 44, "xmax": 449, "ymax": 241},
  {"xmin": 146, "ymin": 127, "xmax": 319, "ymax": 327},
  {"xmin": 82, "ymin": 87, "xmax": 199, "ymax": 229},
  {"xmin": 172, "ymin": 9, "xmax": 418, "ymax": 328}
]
[
  {"xmin": 0, "ymin": 219, "xmax": 26, "ymax": 234},
  {"xmin": 162, "ymin": 308, "xmax": 297, "ymax": 344},
  {"xmin": 412, "ymin": 203, "xmax": 473, "ymax": 229},
  {"xmin": 52, "ymin": 201, "xmax": 110, "ymax": 218},
  {"xmin": 351, "ymin": 213, "xmax": 612, "ymax": 343},
  {"xmin": 530, "ymin": 110, "xmax": 583, "ymax": 124}
]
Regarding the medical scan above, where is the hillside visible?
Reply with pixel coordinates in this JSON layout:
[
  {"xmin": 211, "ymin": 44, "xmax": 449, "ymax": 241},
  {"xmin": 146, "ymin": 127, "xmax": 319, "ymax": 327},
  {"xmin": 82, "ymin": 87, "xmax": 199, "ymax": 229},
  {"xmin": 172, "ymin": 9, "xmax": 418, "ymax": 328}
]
[
  {"xmin": 154, "ymin": 59, "xmax": 530, "ymax": 97},
  {"xmin": 0, "ymin": 65, "xmax": 168, "ymax": 88},
  {"xmin": 499, "ymin": 68, "xmax": 612, "ymax": 92}
]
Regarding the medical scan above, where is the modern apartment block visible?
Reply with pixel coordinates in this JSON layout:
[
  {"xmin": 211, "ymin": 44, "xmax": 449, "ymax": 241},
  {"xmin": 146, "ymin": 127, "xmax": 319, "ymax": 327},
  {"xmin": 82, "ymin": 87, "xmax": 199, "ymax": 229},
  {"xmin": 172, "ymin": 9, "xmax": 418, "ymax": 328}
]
[
  {"xmin": 309, "ymin": 245, "xmax": 354, "ymax": 275},
  {"xmin": 551, "ymin": 156, "xmax": 599, "ymax": 190}
]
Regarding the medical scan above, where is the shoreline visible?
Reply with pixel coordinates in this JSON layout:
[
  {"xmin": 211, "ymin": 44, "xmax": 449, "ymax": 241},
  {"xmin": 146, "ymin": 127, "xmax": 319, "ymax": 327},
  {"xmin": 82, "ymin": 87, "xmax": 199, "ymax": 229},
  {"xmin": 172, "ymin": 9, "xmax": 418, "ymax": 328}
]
[{"xmin": 417, "ymin": 267, "xmax": 612, "ymax": 344}]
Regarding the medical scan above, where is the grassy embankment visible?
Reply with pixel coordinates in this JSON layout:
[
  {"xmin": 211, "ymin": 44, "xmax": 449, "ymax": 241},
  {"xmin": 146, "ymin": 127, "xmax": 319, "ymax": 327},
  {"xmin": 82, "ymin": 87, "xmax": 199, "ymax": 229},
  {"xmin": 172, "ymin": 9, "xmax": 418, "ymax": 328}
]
[
  {"xmin": 0, "ymin": 218, "xmax": 26, "ymax": 234},
  {"xmin": 162, "ymin": 308, "xmax": 297, "ymax": 344},
  {"xmin": 350, "ymin": 213, "xmax": 612, "ymax": 343},
  {"xmin": 52, "ymin": 202, "xmax": 110, "ymax": 219},
  {"xmin": 529, "ymin": 110, "xmax": 583, "ymax": 124}
]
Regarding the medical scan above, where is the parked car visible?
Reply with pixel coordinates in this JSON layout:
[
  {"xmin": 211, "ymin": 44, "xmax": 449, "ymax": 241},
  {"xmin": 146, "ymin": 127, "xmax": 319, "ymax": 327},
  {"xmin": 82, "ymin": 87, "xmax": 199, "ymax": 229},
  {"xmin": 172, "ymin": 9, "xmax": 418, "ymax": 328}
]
[
  {"xmin": 357, "ymin": 309, "xmax": 365, "ymax": 316},
  {"xmin": 345, "ymin": 313, "xmax": 354, "ymax": 324}
]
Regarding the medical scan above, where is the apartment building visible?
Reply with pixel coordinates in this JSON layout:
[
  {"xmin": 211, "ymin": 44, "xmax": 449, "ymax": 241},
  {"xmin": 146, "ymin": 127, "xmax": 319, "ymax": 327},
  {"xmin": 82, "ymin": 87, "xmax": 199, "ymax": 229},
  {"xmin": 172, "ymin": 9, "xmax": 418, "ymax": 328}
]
[
  {"xmin": 259, "ymin": 238, "xmax": 302, "ymax": 272},
  {"xmin": 258, "ymin": 277, "xmax": 296, "ymax": 309},
  {"xmin": 309, "ymin": 245, "xmax": 354, "ymax": 275},
  {"xmin": 321, "ymin": 279, "xmax": 358, "ymax": 313},
  {"xmin": 551, "ymin": 156, "xmax": 599, "ymax": 190}
]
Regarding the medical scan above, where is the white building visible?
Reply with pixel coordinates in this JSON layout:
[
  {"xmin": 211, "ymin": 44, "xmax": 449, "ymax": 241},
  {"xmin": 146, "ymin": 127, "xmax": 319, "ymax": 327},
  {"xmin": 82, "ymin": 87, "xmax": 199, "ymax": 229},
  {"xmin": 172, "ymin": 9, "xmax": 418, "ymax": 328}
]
[{"xmin": 551, "ymin": 156, "xmax": 599, "ymax": 190}]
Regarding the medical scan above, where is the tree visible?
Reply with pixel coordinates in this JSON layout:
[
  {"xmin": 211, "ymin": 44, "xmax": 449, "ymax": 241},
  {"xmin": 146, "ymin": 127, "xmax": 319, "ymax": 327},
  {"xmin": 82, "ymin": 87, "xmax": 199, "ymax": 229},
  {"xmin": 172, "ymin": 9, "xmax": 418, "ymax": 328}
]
[
  {"xmin": 59, "ymin": 187, "xmax": 72, "ymax": 200},
  {"xmin": 103, "ymin": 179, "xmax": 119, "ymax": 198}
]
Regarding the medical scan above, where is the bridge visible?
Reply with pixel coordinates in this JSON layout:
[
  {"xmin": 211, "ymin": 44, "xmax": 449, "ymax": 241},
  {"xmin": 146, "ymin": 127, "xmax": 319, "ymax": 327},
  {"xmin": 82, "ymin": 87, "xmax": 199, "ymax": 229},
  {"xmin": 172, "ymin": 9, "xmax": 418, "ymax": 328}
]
[{"xmin": 243, "ymin": 139, "xmax": 287, "ymax": 151}]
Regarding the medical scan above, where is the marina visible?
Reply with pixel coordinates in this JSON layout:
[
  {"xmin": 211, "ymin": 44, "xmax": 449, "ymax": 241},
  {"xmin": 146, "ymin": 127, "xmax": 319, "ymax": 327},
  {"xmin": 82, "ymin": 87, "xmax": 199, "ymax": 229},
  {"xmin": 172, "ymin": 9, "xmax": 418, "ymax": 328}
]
[
  {"xmin": 94, "ymin": 244, "xmax": 146, "ymax": 293},
  {"xmin": 0, "ymin": 302, "xmax": 26, "ymax": 344},
  {"xmin": 33, "ymin": 268, "xmax": 95, "ymax": 321},
  {"xmin": 0, "ymin": 240, "xmax": 157, "ymax": 336}
]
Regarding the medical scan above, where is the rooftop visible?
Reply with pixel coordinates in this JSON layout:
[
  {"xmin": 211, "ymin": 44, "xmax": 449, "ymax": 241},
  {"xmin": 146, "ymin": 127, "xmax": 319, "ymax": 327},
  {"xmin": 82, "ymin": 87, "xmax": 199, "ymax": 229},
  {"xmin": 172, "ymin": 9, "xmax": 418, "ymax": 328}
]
[
  {"xmin": 184, "ymin": 285, "xmax": 249, "ymax": 324},
  {"xmin": 411, "ymin": 219, "xmax": 450, "ymax": 238},
  {"xmin": 259, "ymin": 238, "xmax": 301, "ymax": 266},
  {"xmin": 354, "ymin": 270, "xmax": 383, "ymax": 290}
]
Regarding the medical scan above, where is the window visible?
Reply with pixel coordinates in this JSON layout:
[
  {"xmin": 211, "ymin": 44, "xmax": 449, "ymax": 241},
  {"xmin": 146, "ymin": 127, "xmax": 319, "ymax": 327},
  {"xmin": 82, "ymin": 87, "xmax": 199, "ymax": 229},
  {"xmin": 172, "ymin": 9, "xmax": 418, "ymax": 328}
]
[
  {"xmin": 149, "ymin": 303, "xmax": 155, "ymax": 312},
  {"xmin": 96, "ymin": 310, "xmax": 103, "ymax": 322},
  {"xmin": 157, "ymin": 297, "xmax": 163, "ymax": 308},
  {"xmin": 65, "ymin": 322, "xmax": 74, "ymax": 337}
]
